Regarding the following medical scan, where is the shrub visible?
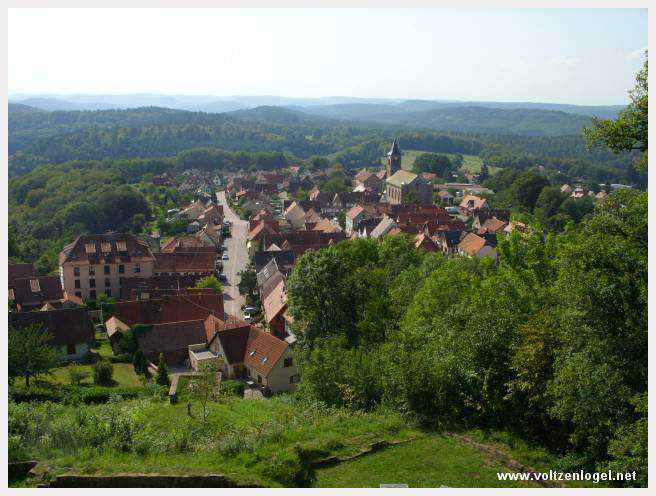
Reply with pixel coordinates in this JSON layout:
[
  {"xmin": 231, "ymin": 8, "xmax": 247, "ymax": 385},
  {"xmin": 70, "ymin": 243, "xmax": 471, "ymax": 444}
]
[
  {"xmin": 261, "ymin": 447, "xmax": 315, "ymax": 487},
  {"xmin": 220, "ymin": 380, "xmax": 245, "ymax": 397},
  {"xmin": 108, "ymin": 353, "xmax": 131, "ymax": 363},
  {"xmin": 8, "ymin": 435, "xmax": 29, "ymax": 462},
  {"xmin": 93, "ymin": 360, "xmax": 114, "ymax": 385},
  {"xmin": 68, "ymin": 364, "xmax": 89, "ymax": 385},
  {"xmin": 155, "ymin": 353, "xmax": 170, "ymax": 387}
]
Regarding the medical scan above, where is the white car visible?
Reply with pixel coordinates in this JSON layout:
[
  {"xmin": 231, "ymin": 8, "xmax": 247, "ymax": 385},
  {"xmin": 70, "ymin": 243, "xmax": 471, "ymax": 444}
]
[
  {"xmin": 222, "ymin": 253, "xmax": 229, "ymax": 261},
  {"xmin": 243, "ymin": 314, "xmax": 252, "ymax": 323}
]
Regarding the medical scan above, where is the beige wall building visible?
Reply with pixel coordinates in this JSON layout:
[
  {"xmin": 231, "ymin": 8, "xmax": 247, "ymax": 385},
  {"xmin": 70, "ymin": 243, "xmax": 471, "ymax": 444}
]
[{"xmin": 59, "ymin": 233, "xmax": 155, "ymax": 301}]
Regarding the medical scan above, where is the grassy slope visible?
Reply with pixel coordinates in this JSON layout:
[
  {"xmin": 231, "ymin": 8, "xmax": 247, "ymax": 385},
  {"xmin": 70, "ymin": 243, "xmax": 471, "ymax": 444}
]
[{"xmin": 314, "ymin": 433, "xmax": 537, "ymax": 488}]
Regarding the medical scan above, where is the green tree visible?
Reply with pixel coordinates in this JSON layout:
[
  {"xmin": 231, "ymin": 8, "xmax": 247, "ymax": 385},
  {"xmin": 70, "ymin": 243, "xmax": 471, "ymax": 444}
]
[
  {"xmin": 194, "ymin": 275, "xmax": 222, "ymax": 294},
  {"xmin": 93, "ymin": 360, "xmax": 114, "ymax": 385},
  {"xmin": 584, "ymin": 53, "xmax": 647, "ymax": 170},
  {"xmin": 8, "ymin": 325, "xmax": 60, "ymax": 388},
  {"xmin": 68, "ymin": 363, "xmax": 89, "ymax": 385},
  {"xmin": 188, "ymin": 360, "xmax": 224, "ymax": 423},
  {"xmin": 156, "ymin": 353, "xmax": 170, "ymax": 386},
  {"xmin": 237, "ymin": 265, "xmax": 258, "ymax": 296},
  {"xmin": 412, "ymin": 153, "xmax": 454, "ymax": 177}
]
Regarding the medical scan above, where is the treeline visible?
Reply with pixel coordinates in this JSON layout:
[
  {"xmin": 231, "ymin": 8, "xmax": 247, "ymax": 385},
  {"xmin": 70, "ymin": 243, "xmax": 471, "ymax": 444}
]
[
  {"xmin": 9, "ymin": 105, "xmax": 641, "ymax": 187},
  {"xmin": 286, "ymin": 188, "xmax": 647, "ymax": 486}
]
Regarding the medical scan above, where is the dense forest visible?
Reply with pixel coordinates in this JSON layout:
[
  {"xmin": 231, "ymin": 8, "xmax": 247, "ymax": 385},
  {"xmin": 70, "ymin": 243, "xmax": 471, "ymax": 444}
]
[
  {"xmin": 9, "ymin": 104, "xmax": 641, "ymax": 186},
  {"xmin": 287, "ymin": 187, "xmax": 647, "ymax": 486}
]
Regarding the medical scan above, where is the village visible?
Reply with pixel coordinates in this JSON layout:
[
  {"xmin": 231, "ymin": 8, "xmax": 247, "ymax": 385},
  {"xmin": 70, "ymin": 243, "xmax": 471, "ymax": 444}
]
[{"xmin": 8, "ymin": 139, "xmax": 619, "ymax": 399}]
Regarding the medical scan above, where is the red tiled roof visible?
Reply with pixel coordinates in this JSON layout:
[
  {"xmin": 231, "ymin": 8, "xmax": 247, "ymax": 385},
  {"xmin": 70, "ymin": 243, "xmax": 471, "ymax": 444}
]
[
  {"xmin": 10, "ymin": 276, "xmax": 64, "ymax": 309},
  {"xmin": 59, "ymin": 233, "xmax": 154, "ymax": 265},
  {"xmin": 137, "ymin": 319, "xmax": 207, "ymax": 356},
  {"xmin": 112, "ymin": 293, "xmax": 224, "ymax": 326},
  {"xmin": 9, "ymin": 307, "xmax": 94, "ymax": 347},
  {"xmin": 244, "ymin": 327, "xmax": 289, "ymax": 376},
  {"xmin": 8, "ymin": 263, "xmax": 36, "ymax": 286},
  {"xmin": 262, "ymin": 276, "xmax": 286, "ymax": 324},
  {"xmin": 154, "ymin": 251, "xmax": 216, "ymax": 272},
  {"xmin": 458, "ymin": 233, "xmax": 487, "ymax": 256}
]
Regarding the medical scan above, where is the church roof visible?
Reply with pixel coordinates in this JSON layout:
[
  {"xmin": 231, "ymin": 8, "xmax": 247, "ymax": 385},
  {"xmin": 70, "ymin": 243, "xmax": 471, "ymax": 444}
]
[{"xmin": 387, "ymin": 139, "xmax": 402, "ymax": 157}]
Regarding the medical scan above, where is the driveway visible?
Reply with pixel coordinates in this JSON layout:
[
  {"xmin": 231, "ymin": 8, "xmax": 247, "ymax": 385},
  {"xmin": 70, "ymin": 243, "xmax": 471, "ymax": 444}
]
[{"xmin": 216, "ymin": 190, "xmax": 249, "ymax": 319}]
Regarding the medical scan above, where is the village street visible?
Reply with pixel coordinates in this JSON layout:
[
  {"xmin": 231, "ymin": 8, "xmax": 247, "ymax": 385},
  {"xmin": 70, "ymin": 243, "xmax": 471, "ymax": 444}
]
[{"xmin": 216, "ymin": 190, "xmax": 249, "ymax": 319}]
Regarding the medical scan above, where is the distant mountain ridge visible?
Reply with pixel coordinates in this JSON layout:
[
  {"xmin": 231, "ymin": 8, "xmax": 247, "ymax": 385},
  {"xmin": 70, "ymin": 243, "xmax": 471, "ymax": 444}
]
[{"xmin": 9, "ymin": 93, "xmax": 624, "ymax": 119}]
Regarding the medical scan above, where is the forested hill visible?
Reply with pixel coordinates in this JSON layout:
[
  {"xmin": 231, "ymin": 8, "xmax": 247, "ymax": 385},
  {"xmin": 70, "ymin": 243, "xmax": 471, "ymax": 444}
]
[
  {"xmin": 298, "ymin": 104, "xmax": 594, "ymax": 136},
  {"xmin": 8, "ymin": 104, "xmax": 641, "ymax": 185}
]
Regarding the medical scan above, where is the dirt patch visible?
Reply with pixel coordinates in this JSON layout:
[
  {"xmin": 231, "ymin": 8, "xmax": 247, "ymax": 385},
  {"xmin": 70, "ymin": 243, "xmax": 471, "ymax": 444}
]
[
  {"xmin": 39, "ymin": 474, "xmax": 261, "ymax": 488},
  {"xmin": 311, "ymin": 436, "xmax": 418, "ymax": 469}
]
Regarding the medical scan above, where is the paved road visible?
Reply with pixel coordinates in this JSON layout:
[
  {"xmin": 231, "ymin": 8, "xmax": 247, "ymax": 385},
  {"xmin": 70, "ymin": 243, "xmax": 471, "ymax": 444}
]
[{"xmin": 217, "ymin": 191, "xmax": 249, "ymax": 319}]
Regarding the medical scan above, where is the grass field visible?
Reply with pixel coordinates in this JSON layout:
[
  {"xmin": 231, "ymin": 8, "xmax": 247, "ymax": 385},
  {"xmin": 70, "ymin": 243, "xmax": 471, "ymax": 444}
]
[
  {"xmin": 379, "ymin": 149, "xmax": 498, "ymax": 177},
  {"xmin": 314, "ymin": 433, "xmax": 539, "ymax": 488},
  {"xmin": 49, "ymin": 362, "xmax": 142, "ymax": 387}
]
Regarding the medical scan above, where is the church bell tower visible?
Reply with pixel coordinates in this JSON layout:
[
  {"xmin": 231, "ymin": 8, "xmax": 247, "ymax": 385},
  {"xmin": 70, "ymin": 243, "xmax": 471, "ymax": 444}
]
[{"xmin": 386, "ymin": 139, "xmax": 402, "ymax": 178}]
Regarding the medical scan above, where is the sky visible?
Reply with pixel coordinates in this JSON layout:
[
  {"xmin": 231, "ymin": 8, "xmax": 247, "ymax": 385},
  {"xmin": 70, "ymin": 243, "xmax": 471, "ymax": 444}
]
[{"xmin": 7, "ymin": 8, "xmax": 648, "ymax": 105}]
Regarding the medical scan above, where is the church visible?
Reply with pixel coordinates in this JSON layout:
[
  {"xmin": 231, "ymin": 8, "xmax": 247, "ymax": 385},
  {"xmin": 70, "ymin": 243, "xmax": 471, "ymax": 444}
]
[{"xmin": 384, "ymin": 139, "xmax": 432, "ymax": 205}]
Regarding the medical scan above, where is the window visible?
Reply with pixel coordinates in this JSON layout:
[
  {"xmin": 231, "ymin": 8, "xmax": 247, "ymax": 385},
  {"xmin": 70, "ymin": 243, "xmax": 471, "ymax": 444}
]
[
  {"xmin": 116, "ymin": 240, "xmax": 127, "ymax": 252},
  {"xmin": 134, "ymin": 264, "xmax": 141, "ymax": 274},
  {"xmin": 118, "ymin": 264, "xmax": 125, "ymax": 274},
  {"xmin": 30, "ymin": 279, "xmax": 41, "ymax": 292},
  {"xmin": 74, "ymin": 267, "xmax": 80, "ymax": 277},
  {"xmin": 101, "ymin": 242, "xmax": 111, "ymax": 253},
  {"xmin": 103, "ymin": 278, "xmax": 110, "ymax": 287},
  {"xmin": 289, "ymin": 375, "xmax": 299, "ymax": 384},
  {"xmin": 67, "ymin": 343, "xmax": 76, "ymax": 355},
  {"xmin": 283, "ymin": 357, "xmax": 293, "ymax": 368},
  {"xmin": 257, "ymin": 375, "xmax": 262, "ymax": 384},
  {"xmin": 74, "ymin": 279, "xmax": 81, "ymax": 289},
  {"xmin": 89, "ymin": 266, "xmax": 95, "ymax": 276},
  {"xmin": 85, "ymin": 243, "xmax": 96, "ymax": 254},
  {"xmin": 119, "ymin": 277, "xmax": 124, "ymax": 287},
  {"xmin": 89, "ymin": 290, "xmax": 96, "ymax": 300},
  {"xmin": 104, "ymin": 265, "xmax": 110, "ymax": 275},
  {"xmin": 89, "ymin": 279, "xmax": 96, "ymax": 288},
  {"xmin": 106, "ymin": 289, "xmax": 112, "ymax": 297},
  {"xmin": 75, "ymin": 291, "xmax": 82, "ymax": 298}
]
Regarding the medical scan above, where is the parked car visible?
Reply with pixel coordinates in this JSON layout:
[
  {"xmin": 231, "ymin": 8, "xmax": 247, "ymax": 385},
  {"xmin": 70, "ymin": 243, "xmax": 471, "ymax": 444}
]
[
  {"xmin": 243, "ymin": 314, "xmax": 252, "ymax": 323},
  {"xmin": 243, "ymin": 306, "xmax": 257, "ymax": 313},
  {"xmin": 222, "ymin": 253, "xmax": 229, "ymax": 261}
]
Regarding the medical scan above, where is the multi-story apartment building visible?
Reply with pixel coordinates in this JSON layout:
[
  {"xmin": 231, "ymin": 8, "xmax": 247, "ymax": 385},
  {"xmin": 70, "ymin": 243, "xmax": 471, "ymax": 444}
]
[{"xmin": 59, "ymin": 233, "xmax": 155, "ymax": 301}]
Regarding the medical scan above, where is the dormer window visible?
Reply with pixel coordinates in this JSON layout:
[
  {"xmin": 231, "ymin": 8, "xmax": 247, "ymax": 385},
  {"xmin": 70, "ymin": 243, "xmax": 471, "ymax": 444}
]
[
  {"xmin": 116, "ymin": 241, "xmax": 127, "ymax": 252},
  {"xmin": 101, "ymin": 242, "xmax": 112, "ymax": 253},
  {"xmin": 30, "ymin": 279, "xmax": 41, "ymax": 292},
  {"xmin": 85, "ymin": 243, "xmax": 96, "ymax": 254}
]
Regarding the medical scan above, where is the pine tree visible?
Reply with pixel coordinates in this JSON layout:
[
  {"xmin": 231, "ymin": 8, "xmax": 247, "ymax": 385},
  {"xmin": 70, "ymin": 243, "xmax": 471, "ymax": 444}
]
[{"xmin": 155, "ymin": 353, "xmax": 170, "ymax": 386}]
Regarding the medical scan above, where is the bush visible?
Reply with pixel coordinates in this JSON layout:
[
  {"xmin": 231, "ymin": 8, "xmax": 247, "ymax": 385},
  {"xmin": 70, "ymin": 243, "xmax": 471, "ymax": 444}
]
[
  {"xmin": 93, "ymin": 360, "xmax": 114, "ymax": 385},
  {"xmin": 9, "ymin": 384, "xmax": 141, "ymax": 404},
  {"xmin": 155, "ymin": 353, "xmax": 170, "ymax": 387},
  {"xmin": 108, "ymin": 353, "xmax": 131, "ymax": 363},
  {"xmin": 261, "ymin": 446, "xmax": 316, "ymax": 487},
  {"xmin": 220, "ymin": 380, "xmax": 245, "ymax": 397},
  {"xmin": 68, "ymin": 364, "xmax": 89, "ymax": 385}
]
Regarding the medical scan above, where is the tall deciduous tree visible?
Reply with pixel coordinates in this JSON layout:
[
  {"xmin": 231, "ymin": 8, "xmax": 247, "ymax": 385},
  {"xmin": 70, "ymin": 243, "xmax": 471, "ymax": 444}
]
[
  {"xmin": 585, "ymin": 53, "xmax": 648, "ymax": 170},
  {"xmin": 8, "ymin": 325, "xmax": 60, "ymax": 388}
]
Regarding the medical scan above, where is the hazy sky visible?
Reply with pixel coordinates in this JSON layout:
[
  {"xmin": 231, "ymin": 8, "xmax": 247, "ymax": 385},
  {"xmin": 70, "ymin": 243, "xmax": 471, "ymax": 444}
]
[{"xmin": 8, "ymin": 8, "xmax": 647, "ymax": 105}]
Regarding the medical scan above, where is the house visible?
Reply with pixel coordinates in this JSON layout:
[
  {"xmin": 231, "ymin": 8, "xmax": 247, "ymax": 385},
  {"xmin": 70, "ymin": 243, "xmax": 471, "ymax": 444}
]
[
  {"xmin": 345, "ymin": 204, "xmax": 366, "ymax": 234},
  {"xmin": 59, "ymin": 233, "xmax": 155, "ymax": 301},
  {"xmin": 386, "ymin": 170, "xmax": 432, "ymax": 205},
  {"xmin": 478, "ymin": 217, "xmax": 508, "ymax": 234},
  {"xmin": 560, "ymin": 184, "xmax": 573, "ymax": 194},
  {"xmin": 503, "ymin": 221, "xmax": 527, "ymax": 234},
  {"xmin": 8, "ymin": 263, "xmax": 36, "ymax": 286},
  {"xmin": 10, "ymin": 275, "xmax": 64, "ymax": 312},
  {"xmin": 313, "ymin": 217, "xmax": 341, "ymax": 234},
  {"xmin": 370, "ymin": 217, "xmax": 397, "ymax": 239},
  {"xmin": 354, "ymin": 169, "xmax": 383, "ymax": 192},
  {"xmin": 137, "ymin": 319, "xmax": 207, "ymax": 365},
  {"xmin": 457, "ymin": 232, "xmax": 498, "ymax": 260},
  {"xmin": 415, "ymin": 233, "xmax": 439, "ymax": 252},
  {"xmin": 153, "ymin": 251, "xmax": 217, "ymax": 277},
  {"xmin": 459, "ymin": 195, "xmax": 489, "ymax": 215},
  {"xmin": 261, "ymin": 273, "xmax": 288, "ymax": 338},
  {"xmin": 9, "ymin": 308, "xmax": 94, "ymax": 361},
  {"xmin": 196, "ymin": 315, "xmax": 299, "ymax": 393},
  {"xmin": 109, "ymin": 293, "xmax": 224, "ymax": 328},
  {"xmin": 120, "ymin": 274, "xmax": 208, "ymax": 300},
  {"xmin": 283, "ymin": 201, "xmax": 306, "ymax": 230},
  {"xmin": 436, "ymin": 230, "xmax": 463, "ymax": 255}
]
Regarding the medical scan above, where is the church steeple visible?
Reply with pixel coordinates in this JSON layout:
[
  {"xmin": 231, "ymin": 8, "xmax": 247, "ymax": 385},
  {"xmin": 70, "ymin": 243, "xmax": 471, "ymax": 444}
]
[{"xmin": 386, "ymin": 138, "xmax": 402, "ymax": 178}]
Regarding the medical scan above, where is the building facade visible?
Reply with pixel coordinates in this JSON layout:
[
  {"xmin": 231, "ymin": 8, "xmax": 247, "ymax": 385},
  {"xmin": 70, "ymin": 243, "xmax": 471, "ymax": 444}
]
[{"xmin": 59, "ymin": 233, "xmax": 155, "ymax": 301}]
